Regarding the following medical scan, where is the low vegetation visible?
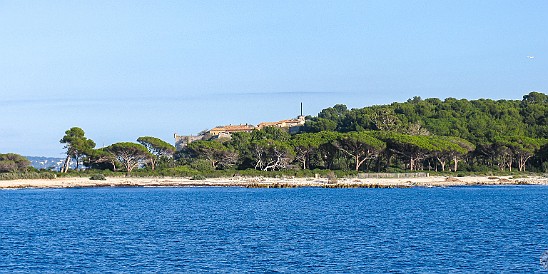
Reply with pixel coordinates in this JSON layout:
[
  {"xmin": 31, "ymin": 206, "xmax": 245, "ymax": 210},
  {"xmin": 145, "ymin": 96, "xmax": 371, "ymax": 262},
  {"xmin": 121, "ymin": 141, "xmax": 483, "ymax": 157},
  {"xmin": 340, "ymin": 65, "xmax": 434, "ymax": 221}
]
[
  {"xmin": 0, "ymin": 172, "xmax": 57, "ymax": 181},
  {"xmin": 89, "ymin": 174, "xmax": 107, "ymax": 181}
]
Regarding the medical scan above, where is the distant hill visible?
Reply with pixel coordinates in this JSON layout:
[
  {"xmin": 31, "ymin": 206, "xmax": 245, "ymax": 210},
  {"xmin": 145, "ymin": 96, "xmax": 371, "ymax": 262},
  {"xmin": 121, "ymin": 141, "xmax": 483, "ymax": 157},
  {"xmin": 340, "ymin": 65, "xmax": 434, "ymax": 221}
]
[{"xmin": 25, "ymin": 156, "xmax": 75, "ymax": 171}]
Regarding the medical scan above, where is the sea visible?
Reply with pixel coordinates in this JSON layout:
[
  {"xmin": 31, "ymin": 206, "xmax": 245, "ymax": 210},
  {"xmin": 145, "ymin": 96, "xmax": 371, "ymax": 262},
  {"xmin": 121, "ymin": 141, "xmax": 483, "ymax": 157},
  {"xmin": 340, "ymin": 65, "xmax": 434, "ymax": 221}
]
[{"xmin": 1, "ymin": 186, "xmax": 547, "ymax": 272}]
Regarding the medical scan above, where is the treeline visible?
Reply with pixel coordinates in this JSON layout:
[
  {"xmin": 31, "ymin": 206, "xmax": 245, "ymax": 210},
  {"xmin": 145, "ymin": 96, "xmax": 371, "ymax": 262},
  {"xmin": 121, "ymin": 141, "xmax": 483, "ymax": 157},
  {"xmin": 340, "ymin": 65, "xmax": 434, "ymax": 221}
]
[
  {"xmin": 304, "ymin": 91, "xmax": 547, "ymax": 144},
  {"xmin": 45, "ymin": 91, "xmax": 546, "ymax": 175},
  {"xmin": 298, "ymin": 91, "xmax": 548, "ymax": 172},
  {"xmin": 4, "ymin": 92, "xmax": 545, "ymax": 177}
]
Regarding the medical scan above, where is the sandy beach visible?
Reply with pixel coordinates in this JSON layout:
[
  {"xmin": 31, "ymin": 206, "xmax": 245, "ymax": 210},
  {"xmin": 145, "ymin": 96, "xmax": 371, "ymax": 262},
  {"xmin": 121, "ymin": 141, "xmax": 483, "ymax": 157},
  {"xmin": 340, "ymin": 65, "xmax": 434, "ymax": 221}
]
[{"xmin": 1, "ymin": 175, "xmax": 547, "ymax": 189}]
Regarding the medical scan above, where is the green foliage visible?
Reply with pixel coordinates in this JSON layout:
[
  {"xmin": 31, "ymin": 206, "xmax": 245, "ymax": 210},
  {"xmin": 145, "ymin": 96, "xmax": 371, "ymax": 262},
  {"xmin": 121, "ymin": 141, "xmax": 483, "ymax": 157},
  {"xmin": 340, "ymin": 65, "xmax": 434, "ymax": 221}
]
[
  {"xmin": 0, "ymin": 153, "xmax": 31, "ymax": 173},
  {"xmin": 290, "ymin": 132, "xmax": 329, "ymax": 169},
  {"xmin": 137, "ymin": 136, "xmax": 175, "ymax": 170},
  {"xmin": 520, "ymin": 92, "xmax": 548, "ymax": 137},
  {"xmin": 251, "ymin": 126, "xmax": 291, "ymax": 141},
  {"xmin": 0, "ymin": 172, "xmax": 57, "ymax": 180},
  {"xmin": 137, "ymin": 136, "xmax": 176, "ymax": 155},
  {"xmin": 137, "ymin": 136, "xmax": 176, "ymax": 171},
  {"xmin": 303, "ymin": 92, "xmax": 545, "ymax": 145},
  {"xmin": 303, "ymin": 117, "xmax": 338, "ymax": 132},
  {"xmin": 55, "ymin": 92, "xmax": 547, "ymax": 176},
  {"xmin": 334, "ymin": 131, "xmax": 386, "ymax": 171},
  {"xmin": 89, "ymin": 174, "xmax": 107, "ymax": 180},
  {"xmin": 190, "ymin": 174, "xmax": 206, "ymax": 180},
  {"xmin": 156, "ymin": 166, "xmax": 199, "ymax": 177},
  {"xmin": 106, "ymin": 142, "xmax": 152, "ymax": 172},
  {"xmin": 190, "ymin": 159, "xmax": 215, "ymax": 171},
  {"xmin": 250, "ymin": 139, "xmax": 295, "ymax": 171},
  {"xmin": 84, "ymin": 148, "xmax": 118, "ymax": 171},
  {"xmin": 60, "ymin": 127, "xmax": 96, "ymax": 172},
  {"xmin": 186, "ymin": 140, "xmax": 238, "ymax": 169},
  {"xmin": 542, "ymin": 162, "xmax": 548, "ymax": 173}
]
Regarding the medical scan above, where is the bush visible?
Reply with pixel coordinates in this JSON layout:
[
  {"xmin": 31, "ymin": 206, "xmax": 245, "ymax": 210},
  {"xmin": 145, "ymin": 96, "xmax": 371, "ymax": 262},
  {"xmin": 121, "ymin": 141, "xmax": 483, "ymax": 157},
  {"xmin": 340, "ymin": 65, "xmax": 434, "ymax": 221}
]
[
  {"xmin": 0, "ymin": 172, "xmax": 56, "ymax": 180},
  {"xmin": 156, "ymin": 166, "xmax": 199, "ymax": 177},
  {"xmin": 326, "ymin": 171, "xmax": 338, "ymax": 184},
  {"xmin": 190, "ymin": 159, "xmax": 214, "ymax": 171},
  {"xmin": 89, "ymin": 174, "xmax": 106, "ymax": 180},
  {"xmin": 190, "ymin": 174, "xmax": 206, "ymax": 180}
]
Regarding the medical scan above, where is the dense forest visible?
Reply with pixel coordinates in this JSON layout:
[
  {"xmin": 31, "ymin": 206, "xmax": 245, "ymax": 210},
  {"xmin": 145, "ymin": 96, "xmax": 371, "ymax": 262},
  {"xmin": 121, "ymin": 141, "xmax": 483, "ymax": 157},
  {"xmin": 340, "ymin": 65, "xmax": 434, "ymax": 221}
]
[
  {"xmin": 299, "ymin": 91, "xmax": 547, "ymax": 172},
  {"xmin": 2, "ymin": 92, "xmax": 547, "ymax": 177}
]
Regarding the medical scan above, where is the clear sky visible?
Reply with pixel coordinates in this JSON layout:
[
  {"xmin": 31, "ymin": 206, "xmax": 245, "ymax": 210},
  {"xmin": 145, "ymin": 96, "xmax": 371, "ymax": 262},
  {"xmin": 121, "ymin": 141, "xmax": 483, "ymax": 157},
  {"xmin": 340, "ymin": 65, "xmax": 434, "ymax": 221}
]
[{"xmin": 1, "ymin": 1, "xmax": 546, "ymax": 157}]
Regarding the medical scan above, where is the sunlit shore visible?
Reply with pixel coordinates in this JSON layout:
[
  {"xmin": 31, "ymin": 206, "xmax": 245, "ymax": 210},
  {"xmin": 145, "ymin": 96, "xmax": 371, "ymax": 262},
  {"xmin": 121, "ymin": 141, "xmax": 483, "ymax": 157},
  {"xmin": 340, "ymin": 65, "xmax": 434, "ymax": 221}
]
[{"xmin": 1, "ymin": 175, "xmax": 547, "ymax": 189}]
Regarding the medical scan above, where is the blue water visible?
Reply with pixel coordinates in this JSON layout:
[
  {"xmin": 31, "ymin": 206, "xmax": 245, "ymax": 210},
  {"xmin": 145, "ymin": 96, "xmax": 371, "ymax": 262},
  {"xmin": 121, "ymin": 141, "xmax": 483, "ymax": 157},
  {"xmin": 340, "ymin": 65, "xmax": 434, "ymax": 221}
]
[{"xmin": 1, "ymin": 186, "xmax": 547, "ymax": 272}]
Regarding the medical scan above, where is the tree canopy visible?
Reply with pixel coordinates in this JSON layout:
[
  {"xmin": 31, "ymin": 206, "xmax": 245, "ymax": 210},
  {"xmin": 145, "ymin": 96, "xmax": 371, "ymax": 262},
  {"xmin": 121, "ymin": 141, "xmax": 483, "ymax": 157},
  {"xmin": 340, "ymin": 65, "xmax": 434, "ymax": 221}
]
[
  {"xmin": 54, "ymin": 92, "xmax": 547, "ymax": 174},
  {"xmin": 60, "ymin": 127, "xmax": 96, "ymax": 172},
  {"xmin": 106, "ymin": 142, "xmax": 152, "ymax": 173},
  {"xmin": 137, "ymin": 136, "xmax": 176, "ymax": 170},
  {"xmin": 0, "ymin": 153, "xmax": 31, "ymax": 173}
]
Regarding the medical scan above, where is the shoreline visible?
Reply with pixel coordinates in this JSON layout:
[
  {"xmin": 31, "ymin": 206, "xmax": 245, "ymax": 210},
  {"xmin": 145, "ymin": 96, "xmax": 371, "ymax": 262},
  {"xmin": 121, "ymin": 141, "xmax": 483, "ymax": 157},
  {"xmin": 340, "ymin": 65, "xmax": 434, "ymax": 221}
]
[{"xmin": 1, "ymin": 175, "xmax": 547, "ymax": 189}]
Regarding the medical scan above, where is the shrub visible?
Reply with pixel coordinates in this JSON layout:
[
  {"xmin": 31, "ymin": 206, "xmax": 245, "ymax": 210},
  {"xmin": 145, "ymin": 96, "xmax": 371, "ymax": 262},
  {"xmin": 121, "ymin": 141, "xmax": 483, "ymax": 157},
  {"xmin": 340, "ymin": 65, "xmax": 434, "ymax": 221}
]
[
  {"xmin": 0, "ymin": 172, "xmax": 56, "ymax": 180},
  {"xmin": 190, "ymin": 174, "xmax": 206, "ymax": 180},
  {"xmin": 326, "ymin": 171, "xmax": 338, "ymax": 184},
  {"xmin": 157, "ymin": 166, "xmax": 199, "ymax": 177},
  {"xmin": 89, "ymin": 174, "xmax": 107, "ymax": 180},
  {"xmin": 190, "ymin": 159, "xmax": 214, "ymax": 171}
]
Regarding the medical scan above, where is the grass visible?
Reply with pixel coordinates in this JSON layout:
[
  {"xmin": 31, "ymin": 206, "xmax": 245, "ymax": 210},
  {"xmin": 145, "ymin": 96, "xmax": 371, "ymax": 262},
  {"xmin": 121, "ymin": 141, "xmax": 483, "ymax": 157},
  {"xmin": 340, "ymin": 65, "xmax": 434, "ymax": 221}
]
[{"xmin": 0, "ymin": 172, "xmax": 57, "ymax": 180}]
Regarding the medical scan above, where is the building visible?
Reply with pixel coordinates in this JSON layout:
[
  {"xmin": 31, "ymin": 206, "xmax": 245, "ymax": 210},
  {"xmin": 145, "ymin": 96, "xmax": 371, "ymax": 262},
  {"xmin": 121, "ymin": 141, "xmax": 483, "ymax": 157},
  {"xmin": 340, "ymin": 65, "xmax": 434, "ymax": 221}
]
[
  {"xmin": 209, "ymin": 124, "xmax": 256, "ymax": 136},
  {"xmin": 174, "ymin": 134, "xmax": 204, "ymax": 150},
  {"xmin": 257, "ymin": 115, "xmax": 306, "ymax": 133},
  {"xmin": 257, "ymin": 115, "xmax": 306, "ymax": 129},
  {"xmin": 175, "ymin": 104, "xmax": 307, "ymax": 149},
  {"xmin": 256, "ymin": 103, "xmax": 307, "ymax": 133}
]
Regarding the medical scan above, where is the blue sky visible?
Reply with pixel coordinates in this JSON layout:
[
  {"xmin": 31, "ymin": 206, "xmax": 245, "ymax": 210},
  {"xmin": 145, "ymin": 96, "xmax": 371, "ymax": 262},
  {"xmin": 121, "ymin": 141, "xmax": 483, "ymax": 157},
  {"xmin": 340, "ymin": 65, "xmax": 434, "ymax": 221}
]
[{"xmin": 1, "ymin": 1, "xmax": 546, "ymax": 157}]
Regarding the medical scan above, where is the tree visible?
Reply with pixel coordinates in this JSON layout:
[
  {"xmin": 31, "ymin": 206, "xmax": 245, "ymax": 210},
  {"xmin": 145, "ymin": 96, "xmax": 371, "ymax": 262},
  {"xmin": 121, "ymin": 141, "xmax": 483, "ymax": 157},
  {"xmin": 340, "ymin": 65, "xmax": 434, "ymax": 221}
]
[
  {"xmin": 303, "ymin": 117, "xmax": 338, "ymax": 133},
  {"xmin": 376, "ymin": 132, "xmax": 436, "ymax": 171},
  {"xmin": 0, "ymin": 153, "xmax": 30, "ymax": 173},
  {"xmin": 314, "ymin": 131, "xmax": 341, "ymax": 170},
  {"xmin": 250, "ymin": 139, "xmax": 295, "ymax": 171},
  {"xmin": 520, "ymin": 92, "xmax": 548, "ymax": 138},
  {"xmin": 333, "ymin": 132, "xmax": 386, "ymax": 171},
  {"xmin": 251, "ymin": 126, "xmax": 291, "ymax": 141},
  {"xmin": 225, "ymin": 132, "xmax": 253, "ymax": 168},
  {"xmin": 84, "ymin": 148, "xmax": 117, "ymax": 171},
  {"xmin": 448, "ymin": 137, "xmax": 475, "ymax": 172},
  {"xmin": 369, "ymin": 107, "xmax": 401, "ymax": 131},
  {"xmin": 106, "ymin": 142, "xmax": 152, "ymax": 173},
  {"xmin": 430, "ymin": 136, "xmax": 474, "ymax": 172},
  {"xmin": 291, "ymin": 133, "xmax": 324, "ymax": 169},
  {"xmin": 491, "ymin": 139, "xmax": 513, "ymax": 171},
  {"xmin": 504, "ymin": 136, "xmax": 543, "ymax": 172},
  {"xmin": 137, "ymin": 136, "xmax": 176, "ymax": 170},
  {"xmin": 60, "ymin": 127, "xmax": 96, "ymax": 172},
  {"xmin": 186, "ymin": 140, "xmax": 237, "ymax": 169}
]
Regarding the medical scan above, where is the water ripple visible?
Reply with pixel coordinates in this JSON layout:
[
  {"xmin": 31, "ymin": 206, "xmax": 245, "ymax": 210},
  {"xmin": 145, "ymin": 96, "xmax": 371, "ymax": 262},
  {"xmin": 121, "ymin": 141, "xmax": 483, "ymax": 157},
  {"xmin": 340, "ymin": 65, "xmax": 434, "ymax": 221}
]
[{"xmin": 0, "ymin": 186, "xmax": 547, "ymax": 272}]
